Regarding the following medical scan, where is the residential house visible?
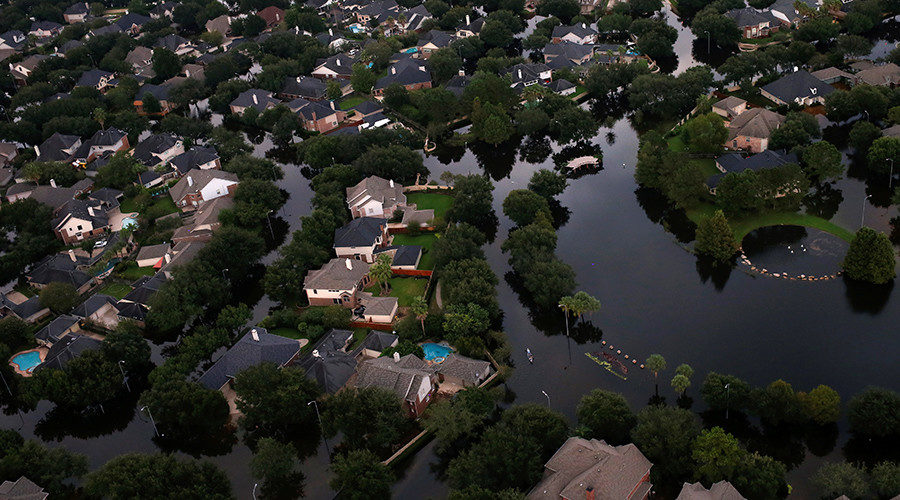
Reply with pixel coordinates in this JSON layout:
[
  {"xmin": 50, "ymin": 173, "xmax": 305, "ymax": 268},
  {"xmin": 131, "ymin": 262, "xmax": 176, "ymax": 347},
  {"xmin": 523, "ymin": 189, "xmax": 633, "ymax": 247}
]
[
  {"xmin": 71, "ymin": 127, "xmax": 129, "ymax": 166},
  {"xmin": 150, "ymin": 1, "xmax": 178, "ymax": 19},
  {"xmin": 676, "ymin": 481, "xmax": 747, "ymax": 500},
  {"xmin": 434, "ymin": 353, "xmax": 492, "ymax": 387},
  {"xmin": 88, "ymin": 23, "xmax": 124, "ymax": 38},
  {"xmin": 444, "ymin": 72, "xmax": 470, "ymax": 97},
  {"xmin": 258, "ymin": 6, "xmax": 286, "ymax": 29},
  {"xmin": 172, "ymin": 196, "xmax": 233, "ymax": 243},
  {"xmin": 333, "ymin": 217, "xmax": 389, "ymax": 262},
  {"xmin": 206, "ymin": 15, "xmax": 232, "ymax": 36},
  {"xmin": 403, "ymin": 5, "xmax": 433, "ymax": 32},
  {"xmin": 303, "ymin": 257, "xmax": 371, "ymax": 307},
  {"xmin": 543, "ymin": 41, "xmax": 594, "ymax": 68},
  {"xmin": 5, "ymin": 182, "xmax": 35, "ymax": 202},
  {"xmin": 134, "ymin": 83, "xmax": 175, "ymax": 115},
  {"xmin": 0, "ymin": 293, "xmax": 49, "ymax": 323},
  {"xmin": 760, "ymin": 70, "xmax": 833, "ymax": 106},
  {"xmin": 158, "ymin": 241, "xmax": 206, "ymax": 279},
  {"xmin": 708, "ymin": 149, "xmax": 797, "ymax": 193},
  {"xmin": 34, "ymin": 333, "xmax": 102, "ymax": 372},
  {"xmin": 767, "ymin": 0, "xmax": 817, "ymax": 25},
  {"xmin": 527, "ymin": 437, "xmax": 653, "ymax": 500},
  {"xmin": 726, "ymin": 107, "xmax": 785, "ymax": 152},
  {"xmin": 547, "ymin": 78, "xmax": 576, "ymax": 96},
  {"xmin": 0, "ymin": 476, "xmax": 48, "ymax": 499},
  {"xmin": 280, "ymin": 75, "xmax": 328, "ymax": 100},
  {"xmin": 9, "ymin": 54, "xmax": 48, "ymax": 84},
  {"xmin": 295, "ymin": 328, "xmax": 358, "ymax": 393},
  {"xmin": 346, "ymin": 175, "xmax": 407, "ymax": 218},
  {"xmin": 724, "ymin": 7, "xmax": 772, "ymax": 39},
  {"xmin": 64, "ymin": 2, "xmax": 91, "ymax": 23},
  {"xmin": 154, "ymin": 34, "xmax": 197, "ymax": 56},
  {"xmin": 0, "ymin": 142, "xmax": 19, "ymax": 167},
  {"xmin": 355, "ymin": 0, "xmax": 400, "ymax": 25},
  {"xmin": 854, "ymin": 63, "xmax": 900, "ymax": 87},
  {"xmin": 183, "ymin": 63, "xmax": 205, "ymax": 83},
  {"xmin": 810, "ymin": 66, "xmax": 854, "ymax": 85},
  {"xmin": 115, "ymin": 13, "xmax": 152, "ymax": 35},
  {"xmin": 51, "ymin": 198, "xmax": 111, "ymax": 243},
  {"xmin": 416, "ymin": 30, "xmax": 455, "ymax": 58},
  {"xmin": 288, "ymin": 98, "xmax": 343, "ymax": 133},
  {"xmin": 132, "ymin": 133, "xmax": 184, "ymax": 167},
  {"xmin": 229, "ymin": 89, "xmax": 280, "ymax": 114},
  {"xmin": 197, "ymin": 327, "xmax": 304, "ymax": 392},
  {"xmin": 712, "ymin": 96, "xmax": 748, "ymax": 122},
  {"xmin": 29, "ymin": 21, "xmax": 63, "ymax": 40},
  {"xmin": 311, "ymin": 53, "xmax": 355, "ymax": 80},
  {"xmin": 551, "ymin": 24, "xmax": 598, "ymax": 44},
  {"xmin": 455, "ymin": 15, "xmax": 485, "ymax": 38},
  {"xmin": 350, "ymin": 331, "xmax": 398, "ymax": 359},
  {"xmin": 579, "ymin": 0, "xmax": 605, "ymax": 14},
  {"xmin": 508, "ymin": 62, "xmax": 553, "ymax": 89},
  {"xmin": 34, "ymin": 315, "xmax": 82, "ymax": 346},
  {"xmin": 375, "ymin": 245, "xmax": 422, "ymax": 269},
  {"xmin": 0, "ymin": 30, "xmax": 26, "ymax": 51},
  {"xmin": 170, "ymin": 146, "xmax": 221, "ymax": 175},
  {"xmin": 883, "ymin": 124, "xmax": 900, "ymax": 138},
  {"xmin": 125, "ymin": 46, "xmax": 154, "ymax": 73},
  {"xmin": 136, "ymin": 243, "xmax": 171, "ymax": 267},
  {"xmin": 316, "ymin": 29, "xmax": 350, "ymax": 50},
  {"xmin": 353, "ymin": 354, "xmax": 437, "ymax": 417},
  {"xmin": 72, "ymin": 294, "xmax": 121, "ymax": 330},
  {"xmin": 594, "ymin": 43, "xmax": 624, "ymax": 65},
  {"xmin": 374, "ymin": 58, "xmax": 432, "ymax": 95},
  {"xmin": 58, "ymin": 39, "xmax": 83, "ymax": 56},
  {"xmin": 34, "ymin": 132, "xmax": 80, "ymax": 162},
  {"xmin": 169, "ymin": 168, "xmax": 238, "ymax": 210},
  {"xmin": 355, "ymin": 292, "xmax": 399, "ymax": 323},
  {"xmin": 75, "ymin": 69, "xmax": 115, "ymax": 91}
]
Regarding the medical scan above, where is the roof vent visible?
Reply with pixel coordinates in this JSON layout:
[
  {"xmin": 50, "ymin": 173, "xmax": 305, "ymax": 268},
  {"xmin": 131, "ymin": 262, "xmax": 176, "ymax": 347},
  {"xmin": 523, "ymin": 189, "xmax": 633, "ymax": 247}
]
[
  {"xmin": 393, "ymin": 351, "xmax": 400, "ymax": 362},
  {"xmin": 251, "ymin": 328, "xmax": 259, "ymax": 341},
  {"xmin": 336, "ymin": 58, "xmax": 341, "ymax": 66},
  {"xmin": 312, "ymin": 349, "xmax": 321, "ymax": 357},
  {"xmin": 252, "ymin": 94, "xmax": 258, "ymax": 104},
  {"xmin": 810, "ymin": 87, "xmax": 817, "ymax": 95},
  {"xmin": 345, "ymin": 258, "xmax": 353, "ymax": 269},
  {"xmin": 389, "ymin": 179, "xmax": 394, "ymax": 188},
  {"xmin": 187, "ymin": 175, "xmax": 193, "ymax": 187}
]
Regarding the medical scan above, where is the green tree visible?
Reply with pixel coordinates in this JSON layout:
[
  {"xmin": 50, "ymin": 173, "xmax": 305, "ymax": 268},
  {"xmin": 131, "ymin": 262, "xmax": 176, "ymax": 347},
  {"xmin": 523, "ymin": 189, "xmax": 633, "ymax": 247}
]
[
  {"xmin": 801, "ymin": 141, "xmax": 844, "ymax": 181},
  {"xmin": 631, "ymin": 406, "xmax": 701, "ymax": 481},
  {"xmin": 695, "ymin": 210, "xmax": 737, "ymax": 262},
  {"xmin": 350, "ymin": 64, "xmax": 377, "ymax": 94},
  {"xmin": 410, "ymin": 296, "xmax": 428, "ymax": 334},
  {"xmin": 250, "ymin": 438, "xmax": 304, "ymax": 499},
  {"xmin": 528, "ymin": 169, "xmax": 567, "ymax": 200},
  {"xmin": 141, "ymin": 92, "xmax": 162, "ymax": 114},
  {"xmin": 429, "ymin": 47, "xmax": 463, "ymax": 84},
  {"xmin": 645, "ymin": 354, "xmax": 667, "ymax": 383},
  {"xmin": 152, "ymin": 48, "xmax": 181, "ymax": 81},
  {"xmin": 326, "ymin": 80, "xmax": 342, "ymax": 101},
  {"xmin": 799, "ymin": 384, "xmax": 841, "ymax": 425},
  {"xmin": 691, "ymin": 9, "xmax": 741, "ymax": 48},
  {"xmin": 550, "ymin": 106, "xmax": 599, "ymax": 144},
  {"xmin": 812, "ymin": 462, "xmax": 869, "ymax": 500},
  {"xmin": 0, "ymin": 316, "xmax": 33, "ymax": 350},
  {"xmin": 537, "ymin": 0, "xmax": 580, "ymax": 22},
  {"xmin": 85, "ymin": 454, "xmax": 232, "ymax": 499},
  {"xmin": 353, "ymin": 145, "xmax": 426, "ymax": 184},
  {"xmin": 502, "ymin": 189, "xmax": 551, "ymax": 227},
  {"xmin": 752, "ymin": 379, "xmax": 805, "ymax": 425},
  {"xmin": 470, "ymin": 99, "xmax": 513, "ymax": 145},
  {"xmin": 692, "ymin": 427, "xmax": 744, "ymax": 484},
  {"xmin": 138, "ymin": 378, "xmax": 230, "ymax": 442},
  {"xmin": 866, "ymin": 137, "xmax": 900, "ymax": 174},
  {"xmin": 94, "ymin": 151, "xmax": 147, "ymax": 189},
  {"xmin": 666, "ymin": 163, "xmax": 706, "ymax": 209},
  {"xmin": 423, "ymin": 388, "xmax": 495, "ymax": 453},
  {"xmin": 432, "ymin": 223, "xmax": 486, "ymax": 269},
  {"xmin": 671, "ymin": 374, "xmax": 691, "ymax": 396},
  {"xmin": 448, "ymin": 174, "xmax": 497, "ymax": 233},
  {"xmin": 871, "ymin": 461, "xmax": 900, "ymax": 499},
  {"xmin": 683, "ymin": 113, "xmax": 728, "ymax": 154},
  {"xmin": 848, "ymin": 120, "xmax": 881, "ymax": 154},
  {"xmin": 841, "ymin": 227, "xmax": 896, "ymax": 284},
  {"xmin": 101, "ymin": 322, "xmax": 151, "ymax": 372},
  {"xmin": 322, "ymin": 387, "xmax": 407, "ymax": 451},
  {"xmin": 0, "ymin": 430, "xmax": 87, "ymax": 497},
  {"xmin": 26, "ymin": 349, "xmax": 123, "ymax": 409},
  {"xmin": 847, "ymin": 387, "xmax": 900, "ymax": 439},
  {"xmin": 369, "ymin": 253, "xmax": 393, "ymax": 295},
  {"xmin": 700, "ymin": 372, "xmax": 753, "ymax": 412},
  {"xmin": 233, "ymin": 364, "xmax": 321, "ymax": 442},
  {"xmin": 330, "ymin": 449, "xmax": 394, "ymax": 500},
  {"xmin": 576, "ymin": 389, "xmax": 636, "ymax": 445},
  {"xmin": 769, "ymin": 112, "xmax": 821, "ymax": 151}
]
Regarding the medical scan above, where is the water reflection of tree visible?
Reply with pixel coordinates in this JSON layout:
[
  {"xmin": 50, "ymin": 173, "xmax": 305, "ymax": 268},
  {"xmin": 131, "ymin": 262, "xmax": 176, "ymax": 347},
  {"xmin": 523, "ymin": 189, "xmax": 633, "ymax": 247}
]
[
  {"xmin": 153, "ymin": 425, "xmax": 238, "ymax": 458},
  {"xmin": 695, "ymin": 257, "xmax": 734, "ymax": 291},
  {"xmin": 634, "ymin": 187, "xmax": 697, "ymax": 243},
  {"xmin": 518, "ymin": 136, "xmax": 552, "ymax": 164},
  {"xmin": 843, "ymin": 277, "xmax": 894, "ymax": 315},
  {"xmin": 469, "ymin": 136, "xmax": 522, "ymax": 181},
  {"xmin": 690, "ymin": 40, "xmax": 734, "ymax": 68},
  {"xmin": 503, "ymin": 271, "xmax": 603, "ymax": 344},
  {"xmin": 33, "ymin": 386, "xmax": 144, "ymax": 442},
  {"xmin": 432, "ymin": 142, "xmax": 466, "ymax": 165},
  {"xmin": 804, "ymin": 183, "xmax": 844, "ymax": 220},
  {"xmin": 548, "ymin": 200, "xmax": 571, "ymax": 229}
]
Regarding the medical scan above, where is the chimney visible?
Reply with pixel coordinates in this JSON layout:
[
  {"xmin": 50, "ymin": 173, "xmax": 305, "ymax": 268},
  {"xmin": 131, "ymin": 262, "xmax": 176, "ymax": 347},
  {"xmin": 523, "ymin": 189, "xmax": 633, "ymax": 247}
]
[
  {"xmin": 393, "ymin": 351, "xmax": 400, "ymax": 362},
  {"xmin": 34, "ymin": 145, "xmax": 40, "ymax": 156},
  {"xmin": 165, "ymin": 253, "xmax": 171, "ymax": 263},
  {"xmin": 251, "ymin": 328, "xmax": 259, "ymax": 341},
  {"xmin": 297, "ymin": 76, "xmax": 302, "ymax": 83},
  {"xmin": 329, "ymin": 100, "xmax": 335, "ymax": 110},
  {"xmin": 87, "ymin": 206, "xmax": 94, "ymax": 216},
  {"xmin": 345, "ymin": 258, "xmax": 352, "ymax": 269},
  {"xmin": 389, "ymin": 179, "xmax": 394, "ymax": 188},
  {"xmin": 517, "ymin": 69, "xmax": 522, "ymax": 79},
  {"xmin": 391, "ymin": 66, "xmax": 396, "ymax": 75},
  {"xmin": 465, "ymin": 14, "xmax": 470, "ymax": 25},
  {"xmin": 187, "ymin": 175, "xmax": 193, "ymax": 187},
  {"xmin": 50, "ymin": 178, "xmax": 57, "ymax": 188},
  {"xmin": 329, "ymin": 28, "xmax": 333, "ymax": 35},
  {"xmin": 585, "ymin": 487, "xmax": 595, "ymax": 500},
  {"xmin": 68, "ymin": 249, "xmax": 77, "ymax": 262},
  {"xmin": 336, "ymin": 58, "xmax": 341, "ymax": 66},
  {"xmin": 312, "ymin": 349, "xmax": 321, "ymax": 357},
  {"xmin": 582, "ymin": 22, "xmax": 586, "ymax": 29},
  {"xmin": 458, "ymin": 69, "xmax": 465, "ymax": 76},
  {"xmin": 252, "ymin": 94, "xmax": 258, "ymax": 104}
]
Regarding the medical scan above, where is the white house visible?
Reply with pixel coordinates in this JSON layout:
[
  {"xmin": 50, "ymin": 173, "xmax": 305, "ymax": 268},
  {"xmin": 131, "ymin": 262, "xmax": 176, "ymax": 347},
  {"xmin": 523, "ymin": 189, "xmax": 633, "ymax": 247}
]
[
  {"xmin": 333, "ymin": 217, "xmax": 389, "ymax": 263},
  {"xmin": 169, "ymin": 168, "xmax": 239, "ymax": 210},
  {"xmin": 345, "ymin": 176, "xmax": 407, "ymax": 218}
]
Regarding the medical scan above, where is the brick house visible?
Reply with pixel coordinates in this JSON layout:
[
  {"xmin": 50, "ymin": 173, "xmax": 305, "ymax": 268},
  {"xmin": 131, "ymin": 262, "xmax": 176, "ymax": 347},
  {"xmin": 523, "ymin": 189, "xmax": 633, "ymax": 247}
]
[
  {"xmin": 333, "ymin": 217, "xmax": 389, "ymax": 263},
  {"xmin": 303, "ymin": 258, "xmax": 371, "ymax": 307},
  {"xmin": 169, "ymin": 168, "xmax": 238, "ymax": 211},
  {"xmin": 726, "ymin": 108, "xmax": 784, "ymax": 153}
]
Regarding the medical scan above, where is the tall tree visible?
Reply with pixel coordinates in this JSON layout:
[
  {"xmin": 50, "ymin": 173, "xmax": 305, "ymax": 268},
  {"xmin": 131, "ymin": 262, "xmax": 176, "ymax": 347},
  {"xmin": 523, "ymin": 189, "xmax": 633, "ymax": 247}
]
[
  {"xmin": 841, "ymin": 227, "xmax": 896, "ymax": 284},
  {"xmin": 330, "ymin": 450, "xmax": 394, "ymax": 500},
  {"xmin": 576, "ymin": 389, "xmax": 636, "ymax": 445},
  {"xmin": 695, "ymin": 210, "xmax": 737, "ymax": 262}
]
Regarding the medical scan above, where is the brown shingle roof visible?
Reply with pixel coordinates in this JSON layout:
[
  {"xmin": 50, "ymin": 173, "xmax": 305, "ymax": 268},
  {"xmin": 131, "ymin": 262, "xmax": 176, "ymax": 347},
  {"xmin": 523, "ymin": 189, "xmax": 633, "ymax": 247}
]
[{"xmin": 727, "ymin": 108, "xmax": 784, "ymax": 140}]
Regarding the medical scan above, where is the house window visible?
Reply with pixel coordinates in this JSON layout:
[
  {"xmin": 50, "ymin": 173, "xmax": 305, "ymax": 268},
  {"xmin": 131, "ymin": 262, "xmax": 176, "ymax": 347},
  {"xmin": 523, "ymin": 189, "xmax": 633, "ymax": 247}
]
[
  {"xmin": 332, "ymin": 298, "xmax": 341, "ymax": 304},
  {"xmin": 77, "ymin": 225, "xmax": 83, "ymax": 230}
]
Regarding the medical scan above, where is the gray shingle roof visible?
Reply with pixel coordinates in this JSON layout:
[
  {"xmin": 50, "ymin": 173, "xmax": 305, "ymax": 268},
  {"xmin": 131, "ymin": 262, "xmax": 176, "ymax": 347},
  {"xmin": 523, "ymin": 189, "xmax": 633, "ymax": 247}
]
[
  {"xmin": 724, "ymin": 7, "xmax": 770, "ymax": 27},
  {"xmin": 34, "ymin": 315, "xmax": 81, "ymax": 344},
  {"xmin": 0, "ymin": 476, "xmax": 48, "ymax": 500},
  {"xmin": 197, "ymin": 327, "xmax": 303, "ymax": 389},
  {"xmin": 761, "ymin": 70, "xmax": 833, "ymax": 103},
  {"xmin": 168, "ymin": 168, "xmax": 238, "ymax": 203},
  {"xmin": 230, "ymin": 89, "xmax": 280, "ymax": 111},
  {"xmin": 551, "ymin": 23, "xmax": 597, "ymax": 39},
  {"xmin": 303, "ymin": 258, "xmax": 370, "ymax": 291},
  {"xmin": 346, "ymin": 175, "xmax": 406, "ymax": 213},
  {"xmin": 716, "ymin": 149, "xmax": 796, "ymax": 174},
  {"xmin": 35, "ymin": 333, "xmax": 102, "ymax": 372},
  {"xmin": 293, "ymin": 329, "xmax": 356, "ymax": 393},
  {"xmin": 334, "ymin": 217, "xmax": 386, "ymax": 247},
  {"xmin": 133, "ymin": 133, "xmax": 180, "ymax": 166},
  {"xmin": 727, "ymin": 108, "xmax": 784, "ymax": 140},
  {"xmin": 375, "ymin": 59, "xmax": 431, "ymax": 90},
  {"xmin": 27, "ymin": 254, "xmax": 91, "ymax": 289},
  {"xmin": 281, "ymin": 75, "xmax": 327, "ymax": 99},
  {"xmin": 76, "ymin": 68, "xmax": 114, "ymax": 87},
  {"xmin": 72, "ymin": 294, "xmax": 118, "ymax": 318},
  {"xmin": 354, "ymin": 354, "xmax": 432, "ymax": 401},
  {"xmin": 169, "ymin": 146, "xmax": 219, "ymax": 175}
]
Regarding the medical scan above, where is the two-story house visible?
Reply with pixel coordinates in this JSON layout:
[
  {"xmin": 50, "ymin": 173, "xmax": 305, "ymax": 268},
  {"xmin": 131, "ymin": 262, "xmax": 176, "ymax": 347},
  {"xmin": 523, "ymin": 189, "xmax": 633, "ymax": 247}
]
[
  {"xmin": 169, "ymin": 168, "xmax": 239, "ymax": 210},
  {"xmin": 333, "ymin": 217, "xmax": 389, "ymax": 262},
  {"xmin": 303, "ymin": 258, "xmax": 371, "ymax": 307},
  {"xmin": 345, "ymin": 175, "xmax": 407, "ymax": 218}
]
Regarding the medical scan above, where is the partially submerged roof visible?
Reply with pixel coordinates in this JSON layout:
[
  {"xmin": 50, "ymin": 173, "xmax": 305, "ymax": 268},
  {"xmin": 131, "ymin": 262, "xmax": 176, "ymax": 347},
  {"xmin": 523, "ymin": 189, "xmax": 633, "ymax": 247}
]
[{"xmin": 197, "ymin": 327, "xmax": 303, "ymax": 390}]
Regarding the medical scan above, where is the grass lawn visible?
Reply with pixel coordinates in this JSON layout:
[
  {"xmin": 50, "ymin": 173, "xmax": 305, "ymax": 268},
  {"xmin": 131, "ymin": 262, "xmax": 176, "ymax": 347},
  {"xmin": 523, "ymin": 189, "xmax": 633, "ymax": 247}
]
[
  {"xmin": 97, "ymin": 282, "xmax": 132, "ymax": 299},
  {"xmin": 693, "ymin": 158, "xmax": 719, "ymax": 178},
  {"xmin": 339, "ymin": 95, "xmax": 366, "ymax": 110},
  {"xmin": 366, "ymin": 277, "xmax": 427, "ymax": 306},
  {"xmin": 391, "ymin": 233, "xmax": 437, "ymax": 270},
  {"xmin": 116, "ymin": 261, "xmax": 157, "ymax": 281},
  {"xmin": 405, "ymin": 192, "xmax": 453, "ymax": 220},
  {"xmin": 349, "ymin": 328, "xmax": 369, "ymax": 349},
  {"xmin": 270, "ymin": 327, "xmax": 305, "ymax": 339},
  {"xmin": 686, "ymin": 202, "xmax": 854, "ymax": 245},
  {"xmin": 119, "ymin": 196, "xmax": 178, "ymax": 220}
]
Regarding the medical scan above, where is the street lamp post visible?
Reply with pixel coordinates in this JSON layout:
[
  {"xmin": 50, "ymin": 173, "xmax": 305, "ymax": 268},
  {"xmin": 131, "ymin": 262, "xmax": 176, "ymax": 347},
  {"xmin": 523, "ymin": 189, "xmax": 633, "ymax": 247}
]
[
  {"xmin": 559, "ymin": 304, "xmax": 569, "ymax": 338},
  {"xmin": 252, "ymin": 483, "xmax": 258, "ymax": 500},
  {"xmin": 889, "ymin": 158, "xmax": 894, "ymax": 190},
  {"xmin": 724, "ymin": 383, "xmax": 731, "ymax": 420},
  {"xmin": 118, "ymin": 360, "xmax": 130, "ymax": 392},
  {"xmin": 308, "ymin": 400, "xmax": 331, "ymax": 458},
  {"xmin": 861, "ymin": 194, "xmax": 872, "ymax": 228},
  {"xmin": 0, "ymin": 371, "xmax": 25, "ymax": 429},
  {"xmin": 704, "ymin": 31, "xmax": 710, "ymax": 54},
  {"xmin": 140, "ymin": 405, "xmax": 162, "ymax": 437},
  {"xmin": 265, "ymin": 210, "xmax": 276, "ymax": 240},
  {"xmin": 541, "ymin": 390, "xmax": 550, "ymax": 408}
]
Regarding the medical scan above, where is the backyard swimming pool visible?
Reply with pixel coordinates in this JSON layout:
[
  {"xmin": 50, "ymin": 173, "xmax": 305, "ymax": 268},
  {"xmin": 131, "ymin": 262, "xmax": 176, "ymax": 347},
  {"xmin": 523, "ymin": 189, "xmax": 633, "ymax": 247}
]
[
  {"xmin": 10, "ymin": 351, "xmax": 42, "ymax": 374},
  {"xmin": 121, "ymin": 216, "xmax": 138, "ymax": 229},
  {"xmin": 421, "ymin": 343, "xmax": 453, "ymax": 363}
]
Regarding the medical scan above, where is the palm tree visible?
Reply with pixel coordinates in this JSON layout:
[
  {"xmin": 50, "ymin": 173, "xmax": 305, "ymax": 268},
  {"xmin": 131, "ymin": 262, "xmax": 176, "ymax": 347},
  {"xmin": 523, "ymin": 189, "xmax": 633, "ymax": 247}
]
[
  {"xmin": 571, "ymin": 291, "xmax": 601, "ymax": 323},
  {"xmin": 645, "ymin": 354, "xmax": 667, "ymax": 396},
  {"xmin": 559, "ymin": 295, "xmax": 576, "ymax": 336},
  {"xmin": 671, "ymin": 374, "xmax": 690, "ymax": 396},
  {"xmin": 369, "ymin": 254, "xmax": 393, "ymax": 295},
  {"xmin": 92, "ymin": 107, "xmax": 106, "ymax": 128},
  {"xmin": 410, "ymin": 296, "xmax": 427, "ymax": 335}
]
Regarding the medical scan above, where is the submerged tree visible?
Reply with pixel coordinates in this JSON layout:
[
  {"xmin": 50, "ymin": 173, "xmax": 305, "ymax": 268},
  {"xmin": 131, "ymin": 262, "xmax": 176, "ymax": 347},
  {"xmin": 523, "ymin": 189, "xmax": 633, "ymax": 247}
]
[{"xmin": 841, "ymin": 227, "xmax": 896, "ymax": 284}]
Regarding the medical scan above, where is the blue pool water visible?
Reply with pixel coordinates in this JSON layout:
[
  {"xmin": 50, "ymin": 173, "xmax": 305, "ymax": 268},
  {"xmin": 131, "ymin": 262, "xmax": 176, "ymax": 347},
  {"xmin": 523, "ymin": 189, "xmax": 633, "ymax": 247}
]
[
  {"xmin": 10, "ymin": 351, "xmax": 41, "ymax": 373},
  {"xmin": 121, "ymin": 217, "xmax": 138, "ymax": 229},
  {"xmin": 422, "ymin": 343, "xmax": 453, "ymax": 362}
]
